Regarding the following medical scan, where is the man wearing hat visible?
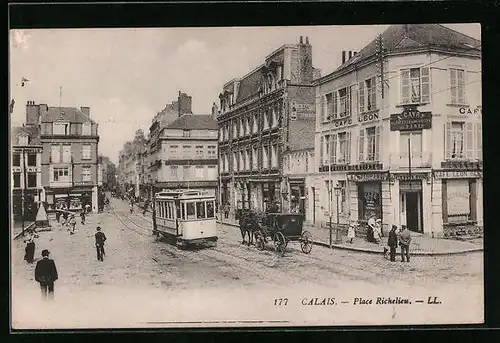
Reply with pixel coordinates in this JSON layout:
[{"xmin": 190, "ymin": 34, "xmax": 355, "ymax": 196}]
[
  {"xmin": 387, "ymin": 225, "xmax": 399, "ymax": 262},
  {"xmin": 34, "ymin": 249, "xmax": 58, "ymax": 299},
  {"xmin": 398, "ymin": 225, "xmax": 412, "ymax": 262},
  {"xmin": 95, "ymin": 226, "xmax": 107, "ymax": 262}
]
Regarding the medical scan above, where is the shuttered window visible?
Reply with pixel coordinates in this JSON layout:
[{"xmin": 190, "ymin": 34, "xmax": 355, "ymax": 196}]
[
  {"xmin": 51, "ymin": 145, "xmax": 60, "ymax": 163},
  {"xmin": 320, "ymin": 136, "xmax": 324, "ymax": 165},
  {"xmin": 450, "ymin": 68, "xmax": 466, "ymax": 104},
  {"xmin": 475, "ymin": 122, "xmax": 482, "ymax": 160},
  {"xmin": 401, "ymin": 67, "xmax": 430, "ymax": 104},
  {"xmin": 466, "ymin": 122, "xmax": 474, "ymax": 159},
  {"xmin": 358, "ymin": 129, "xmax": 364, "ymax": 162},
  {"xmin": 358, "ymin": 81, "xmax": 365, "ymax": 113}
]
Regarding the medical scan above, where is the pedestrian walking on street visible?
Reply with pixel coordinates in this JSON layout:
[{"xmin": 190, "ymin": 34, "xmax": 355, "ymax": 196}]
[
  {"xmin": 69, "ymin": 214, "xmax": 77, "ymax": 234},
  {"xmin": 143, "ymin": 199, "xmax": 150, "ymax": 216},
  {"xmin": 129, "ymin": 202, "xmax": 134, "ymax": 214},
  {"xmin": 34, "ymin": 249, "xmax": 58, "ymax": 300},
  {"xmin": 80, "ymin": 209, "xmax": 86, "ymax": 225},
  {"xmin": 387, "ymin": 225, "xmax": 398, "ymax": 262},
  {"xmin": 95, "ymin": 226, "xmax": 107, "ymax": 262},
  {"xmin": 23, "ymin": 230, "xmax": 39, "ymax": 263},
  {"xmin": 347, "ymin": 222, "xmax": 357, "ymax": 244},
  {"xmin": 398, "ymin": 225, "xmax": 412, "ymax": 262},
  {"xmin": 55, "ymin": 210, "xmax": 61, "ymax": 224}
]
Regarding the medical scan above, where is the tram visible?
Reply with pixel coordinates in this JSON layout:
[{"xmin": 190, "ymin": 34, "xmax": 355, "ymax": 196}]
[{"xmin": 152, "ymin": 189, "xmax": 218, "ymax": 248}]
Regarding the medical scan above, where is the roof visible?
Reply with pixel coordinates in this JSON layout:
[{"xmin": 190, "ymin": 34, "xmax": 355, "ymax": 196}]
[
  {"xmin": 41, "ymin": 107, "xmax": 96, "ymax": 124},
  {"xmin": 288, "ymin": 119, "xmax": 315, "ymax": 151},
  {"xmin": 334, "ymin": 24, "xmax": 481, "ymax": 74},
  {"xmin": 165, "ymin": 114, "xmax": 217, "ymax": 131},
  {"xmin": 11, "ymin": 125, "xmax": 41, "ymax": 146},
  {"xmin": 236, "ymin": 66, "xmax": 265, "ymax": 103}
]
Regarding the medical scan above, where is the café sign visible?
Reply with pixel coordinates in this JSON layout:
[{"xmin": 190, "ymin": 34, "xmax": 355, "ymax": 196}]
[
  {"xmin": 434, "ymin": 170, "xmax": 483, "ymax": 179},
  {"xmin": 459, "ymin": 106, "xmax": 482, "ymax": 116},
  {"xmin": 390, "ymin": 172, "xmax": 430, "ymax": 182},
  {"xmin": 347, "ymin": 172, "xmax": 388, "ymax": 182},
  {"xmin": 390, "ymin": 108, "xmax": 432, "ymax": 131},
  {"xmin": 358, "ymin": 112, "xmax": 379, "ymax": 123}
]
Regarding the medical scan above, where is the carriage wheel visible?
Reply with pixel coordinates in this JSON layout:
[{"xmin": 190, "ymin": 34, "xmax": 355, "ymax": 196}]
[
  {"xmin": 256, "ymin": 231, "xmax": 265, "ymax": 251},
  {"xmin": 300, "ymin": 230, "xmax": 313, "ymax": 254},
  {"xmin": 273, "ymin": 232, "xmax": 287, "ymax": 256}
]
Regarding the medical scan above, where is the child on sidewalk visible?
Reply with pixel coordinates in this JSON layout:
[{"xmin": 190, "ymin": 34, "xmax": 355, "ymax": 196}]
[{"xmin": 347, "ymin": 222, "xmax": 358, "ymax": 244}]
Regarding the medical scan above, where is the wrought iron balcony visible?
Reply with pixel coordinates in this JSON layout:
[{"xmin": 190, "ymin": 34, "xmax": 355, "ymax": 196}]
[{"xmin": 388, "ymin": 151, "xmax": 432, "ymax": 169}]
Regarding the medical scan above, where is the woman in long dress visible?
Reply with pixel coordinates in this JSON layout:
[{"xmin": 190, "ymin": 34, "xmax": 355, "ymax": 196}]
[{"xmin": 23, "ymin": 230, "xmax": 39, "ymax": 263}]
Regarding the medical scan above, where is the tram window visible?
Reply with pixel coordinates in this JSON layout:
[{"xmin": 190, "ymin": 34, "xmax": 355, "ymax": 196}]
[
  {"xmin": 169, "ymin": 202, "xmax": 173, "ymax": 219},
  {"xmin": 196, "ymin": 202, "xmax": 206, "ymax": 219},
  {"xmin": 206, "ymin": 201, "xmax": 215, "ymax": 218},
  {"xmin": 186, "ymin": 202, "xmax": 196, "ymax": 220},
  {"xmin": 177, "ymin": 206, "xmax": 181, "ymax": 220},
  {"xmin": 181, "ymin": 203, "xmax": 186, "ymax": 220}
]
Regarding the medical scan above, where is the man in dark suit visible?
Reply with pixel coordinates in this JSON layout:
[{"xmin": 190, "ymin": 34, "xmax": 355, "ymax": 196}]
[
  {"xmin": 95, "ymin": 226, "xmax": 107, "ymax": 262},
  {"xmin": 387, "ymin": 225, "xmax": 399, "ymax": 262},
  {"xmin": 34, "ymin": 249, "xmax": 58, "ymax": 300}
]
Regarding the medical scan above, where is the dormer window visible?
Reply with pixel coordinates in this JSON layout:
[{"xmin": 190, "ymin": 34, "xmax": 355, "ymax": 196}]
[
  {"xmin": 53, "ymin": 122, "xmax": 69, "ymax": 135},
  {"xmin": 18, "ymin": 135, "xmax": 28, "ymax": 146},
  {"xmin": 82, "ymin": 123, "xmax": 91, "ymax": 135}
]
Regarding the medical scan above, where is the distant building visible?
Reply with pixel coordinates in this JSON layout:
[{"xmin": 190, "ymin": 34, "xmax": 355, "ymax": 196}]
[
  {"xmin": 117, "ymin": 130, "xmax": 146, "ymax": 198},
  {"xmin": 26, "ymin": 101, "xmax": 100, "ymax": 212},
  {"xmin": 153, "ymin": 114, "xmax": 218, "ymax": 196},
  {"xmin": 216, "ymin": 36, "xmax": 317, "ymax": 218},
  {"xmin": 11, "ymin": 125, "xmax": 43, "ymax": 221}
]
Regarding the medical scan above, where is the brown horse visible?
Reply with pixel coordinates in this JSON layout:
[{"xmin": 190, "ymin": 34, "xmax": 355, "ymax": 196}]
[{"xmin": 239, "ymin": 210, "xmax": 263, "ymax": 246}]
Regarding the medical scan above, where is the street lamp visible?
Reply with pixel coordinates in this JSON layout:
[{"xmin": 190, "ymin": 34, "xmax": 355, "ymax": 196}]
[{"xmin": 334, "ymin": 182, "xmax": 342, "ymax": 244}]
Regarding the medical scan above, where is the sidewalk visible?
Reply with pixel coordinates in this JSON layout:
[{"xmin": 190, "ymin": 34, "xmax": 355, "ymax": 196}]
[
  {"xmin": 217, "ymin": 217, "xmax": 483, "ymax": 256},
  {"xmin": 12, "ymin": 221, "xmax": 35, "ymax": 239}
]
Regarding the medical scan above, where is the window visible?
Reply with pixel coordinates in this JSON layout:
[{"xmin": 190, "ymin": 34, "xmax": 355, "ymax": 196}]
[
  {"xmin": 195, "ymin": 145, "xmax": 204, "ymax": 157},
  {"xmin": 13, "ymin": 172, "xmax": 21, "ymax": 188},
  {"xmin": 450, "ymin": 68, "xmax": 466, "ymax": 104},
  {"xmin": 448, "ymin": 122, "xmax": 466, "ymax": 159},
  {"xmin": 246, "ymin": 149, "xmax": 251, "ymax": 170},
  {"xmin": 62, "ymin": 145, "xmax": 71, "ymax": 163},
  {"xmin": 170, "ymin": 166, "xmax": 178, "ymax": 178},
  {"xmin": 196, "ymin": 202, "xmax": 206, "ymax": 219},
  {"xmin": 206, "ymin": 201, "xmax": 215, "ymax": 218},
  {"xmin": 19, "ymin": 135, "xmax": 28, "ymax": 146},
  {"xmin": 252, "ymin": 148, "xmax": 258, "ymax": 170},
  {"xmin": 219, "ymin": 128, "xmax": 223, "ymax": 142},
  {"xmin": 272, "ymin": 108, "xmax": 279, "ymax": 128},
  {"xmin": 233, "ymin": 122, "xmax": 238, "ymax": 138},
  {"xmin": 207, "ymin": 145, "xmax": 216, "ymax": 157},
  {"xmin": 271, "ymin": 145, "xmax": 278, "ymax": 167},
  {"xmin": 27, "ymin": 172, "xmax": 37, "ymax": 188},
  {"xmin": 186, "ymin": 202, "xmax": 196, "ymax": 220},
  {"xmin": 401, "ymin": 67, "xmax": 430, "ymax": 104},
  {"xmin": 326, "ymin": 93, "xmax": 336, "ymax": 120},
  {"xmin": 323, "ymin": 134, "xmax": 336, "ymax": 165},
  {"xmin": 183, "ymin": 130, "xmax": 191, "ymax": 138},
  {"xmin": 240, "ymin": 119, "xmax": 245, "ymax": 137},
  {"xmin": 183, "ymin": 166, "xmax": 190, "ymax": 179},
  {"xmin": 247, "ymin": 117, "xmax": 251, "ymax": 134},
  {"xmin": 360, "ymin": 126, "xmax": 380, "ymax": 162},
  {"xmin": 195, "ymin": 166, "xmax": 204, "ymax": 179},
  {"xmin": 13, "ymin": 154, "xmax": 20, "ymax": 167},
  {"xmin": 339, "ymin": 180, "xmax": 347, "ymax": 214},
  {"xmin": 53, "ymin": 122, "xmax": 69, "ymax": 135},
  {"xmin": 53, "ymin": 167, "xmax": 70, "ymax": 182},
  {"xmin": 27, "ymin": 153, "xmax": 37, "ymax": 166},
  {"xmin": 262, "ymin": 146, "xmax": 269, "ymax": 169},
  {"xmin": 182, "ymin": 145, "xmax": 192, "ymax": 157},
  {"xmin": 366, "ymin": 127, "xmax": 377, "ymax": 161},
  {"xmin": 233, "ymin": 152, "xmax": 237, "ymax": 172},
  {"xmin": 263, "ymin": 111, "xmax": 269, "ymax": 130},
  {"xmin": 207, "ymin": 165, "xmax": 217, "ymax": 179},
  {"xmin": 338, "ymin": 87, "xmax": 351, "ymax": 118},
  {"xmin": 338, "ymin": 132, "xmax": 351, "ymax": 164},
  {"xmin": 400, "ymin": 131, "xmax": 423, "ymax": 158},
  {"xmin": 253, "ymin": 114, "xmax": 258, "ymax": 133},
  {"xmin": 170, "ymin": 145, "xmax": 178, "ymax": 157},
  {"xmin": 365, "ymin": 78, "xmax": 377, "ymax": 111},
  {"xmin": 82, "ymin": 145, "xmax": 91, "ymax": 160},
  {"xmin": 82, "ymin": 166, "xmax": 92, "ymax": 182},
  {"xmin": 82, "ymin": 123, "xmax": 91, "ymax": 135},
  {"xmin": 51, "ymin": 145, "xmax": 60, "ymax": 163}
]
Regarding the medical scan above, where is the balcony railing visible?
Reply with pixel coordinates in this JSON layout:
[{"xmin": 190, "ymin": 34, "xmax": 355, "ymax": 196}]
[{"xmin": 388, "ymin": 151, "xmax": 432, "ymax": 169}]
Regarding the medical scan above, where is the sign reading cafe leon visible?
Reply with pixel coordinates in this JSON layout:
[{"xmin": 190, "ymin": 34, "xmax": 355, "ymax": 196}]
[{"xmin": 390, "ymin": 107, "xmax": 432, "ymax": 131}]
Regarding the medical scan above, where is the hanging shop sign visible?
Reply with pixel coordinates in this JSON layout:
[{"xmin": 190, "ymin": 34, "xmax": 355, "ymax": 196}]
[
  {"xmin": 347, "ymin": 172, "xmax": 388, "ymax": 182},
  {"xmin": 458, "ymin": 106, "xmax": 482, "ymax": 116},
  {"xmin": 390, "ymin": 108, "xmax": 432, "ymax": 131},
  {"xmin": 390, "ymin": 172, "xmax": 430, "ymax": 182},
  {"xmin": 358, "ymin": 111, "xmax": 379, "ymax": 123},
  {"xmin": 433, "ymin": 170, "xmax": 483, "ymax": 179}
]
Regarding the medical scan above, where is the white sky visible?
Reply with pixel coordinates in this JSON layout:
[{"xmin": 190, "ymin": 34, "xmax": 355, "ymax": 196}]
[{"xmin": 9, "ymin": 24, "xmax": 480, "ymax": 165}]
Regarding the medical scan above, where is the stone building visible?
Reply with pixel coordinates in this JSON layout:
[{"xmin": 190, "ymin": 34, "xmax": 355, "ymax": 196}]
[
  {"xmin": 217, "ymin": 36, "xmax": 318, "ymax": 217},
  {"xmin": 311, "ymin": 24, "xmax": 482, "ymax": 237},
  {"xmin": 25, "ymin": 101, "xmax": 100, "ymax": 213}
]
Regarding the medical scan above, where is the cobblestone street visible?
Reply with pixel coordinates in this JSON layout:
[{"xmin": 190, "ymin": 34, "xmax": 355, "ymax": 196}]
[{"xmin": 12, "ymin": 198, "xmax": 483, "ymax": 328}]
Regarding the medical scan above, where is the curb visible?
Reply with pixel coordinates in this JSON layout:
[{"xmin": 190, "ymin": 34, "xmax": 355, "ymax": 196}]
[{"xmin": 217, "ymin": 221, "xmax": 483, "ymax": 256}]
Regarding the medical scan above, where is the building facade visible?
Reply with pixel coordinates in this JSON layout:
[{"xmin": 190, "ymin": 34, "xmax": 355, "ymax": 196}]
[
  {"xmin": 311, "ymin": 24, "xmax": 482, "ymax": 237},
  {"xmin": 11, "ymin": 126, "xmax": 43, "ymax": 221},
  {"xmin": 26, "ymin": 101, "xmax": 100, "ymax": 212},
  {"xmin": 153, "ymin": 114, "xmax": 218, "ymax": 195},
  {"xmin": 217, "ymin": 36, "xmax": 318, "ymax": 217}
]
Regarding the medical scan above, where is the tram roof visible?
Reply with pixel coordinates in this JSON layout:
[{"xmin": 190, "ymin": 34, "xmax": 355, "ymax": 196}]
[{"xmin": 155, "ymin": 189, "xmax": 215, "ymax": 200}]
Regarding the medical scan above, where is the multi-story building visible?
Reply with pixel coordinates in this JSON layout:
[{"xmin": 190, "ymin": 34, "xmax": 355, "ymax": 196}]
[
  {"xmin": 148, "ymin": 91, "xmax": 193, "ymax": 193},
  {"xmin": 117, "ymin": 130, "xmax": 147, "ymax": 198},
  {"xmin": 98, "ymin": 155, "xmax": 116, "ymax": 190},
  {"xmin": 217, "ymin": 36, "xmax": 318, "ymax": 217},
  {"xmin": 311, "ymin": 24, "xmax": 482, "ymax": 237},
  {"xmin": 152, "ymin": 114, "xmax": 218, "ymax": 195},
  {"xmin": 11, "ymin": 125, "xmax": 43, "ymax": 221},
  {"xmin": 25, "ymin": 101, "xmax": 100, "ymax": 212}
]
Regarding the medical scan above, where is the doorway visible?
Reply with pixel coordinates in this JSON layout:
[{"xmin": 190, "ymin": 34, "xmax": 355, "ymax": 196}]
[{"xmin": 402, "ymin": 191, "xmax": 423, "ymax": 233}]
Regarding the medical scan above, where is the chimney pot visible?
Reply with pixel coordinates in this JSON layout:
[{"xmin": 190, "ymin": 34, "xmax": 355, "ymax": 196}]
[
  {"xmin": 300, "ymin": 36, "xmax": 303, "ymax": 44},
  {"xmin": 349, "ymin": 51, "xmax": 352, "ymax": 59},
  {"xmin": 354, "ymin": 51, "xmax": 357, "ymax": 56},
  {"xmin": 342, "ymin": 51, "xmax": 346, "ymax": 64}
]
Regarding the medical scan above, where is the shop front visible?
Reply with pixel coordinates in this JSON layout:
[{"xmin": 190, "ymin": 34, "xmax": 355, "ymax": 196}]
[
  {"xmin": 289, "ymin": 178, "xmax": 306, "ymax": 216},
  {"xmin": 12, "ymin": 189, "xmax": 39, "ymax": 221},
  {"xmin": 434, "ymin": 168, "xmax": 483, "ymax": 237},
  {"xmin": 247, "ymin": 177, "xmax": 281, "ymax": 212},
  {"xmin": 347, "ymin": 172, "xmax": 388, "ymax": 224},
  {"xmin": 45, "ymin": 186, "xmax": 94, "ymax": 212}
]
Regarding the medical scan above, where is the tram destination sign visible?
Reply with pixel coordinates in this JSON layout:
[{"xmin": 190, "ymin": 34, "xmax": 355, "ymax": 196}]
[{"xmin": 390, "ymin": 108, "xmax": 432, "ymax": 131}]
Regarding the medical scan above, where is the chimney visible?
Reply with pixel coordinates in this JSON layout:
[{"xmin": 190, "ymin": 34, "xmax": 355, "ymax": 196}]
[
  {"xmin": 80, "ymin": 106, "xmax": 90, "ymax": 117},
  {"xmin": 353, "ymin": 51, "xmax": 357, "ymax": 56},
  {"xmin": 348, "ymin": 51, "xmax": 353, "ymax": 59},
  {"xmin": 305, "ymin": 36, "xmax": 309, "ymax": 45},
  {"xmin": 26, "ymin": 101, "xmax": 40, "ymax": 126},
  {"xmin": 39, "ymin": 104, "xmax": 48, "ymax": 116},
  {"xmin": 299, "ymin": 36, "xmax": 303, "ymax": 44},
  {"xmin": 342, "ymin": 51, "xmax": 346, "ymax": 64}
]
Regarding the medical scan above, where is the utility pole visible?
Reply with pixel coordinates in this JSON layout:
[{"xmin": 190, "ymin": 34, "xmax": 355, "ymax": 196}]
[
  {"xmin": 21, "ymin": 148, "xmax": 26, "ymax": 235},
  {"xmin": 376, "ymin": 35, "xmax": 388, "ymax": 99}
]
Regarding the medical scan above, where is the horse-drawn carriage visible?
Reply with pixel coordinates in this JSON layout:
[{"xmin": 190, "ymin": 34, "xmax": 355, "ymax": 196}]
[{"xmin": 239, "ymin": 210, "xmax": 313, "ymax": 257}]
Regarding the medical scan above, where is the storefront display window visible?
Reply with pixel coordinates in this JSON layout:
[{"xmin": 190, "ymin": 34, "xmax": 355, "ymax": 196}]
[
  {"xmin": 358, "ymin": 182, "xmax": 382, "ymax": 221},
  {"xmin": 445, "ymin": 179, "xmax": 475, "ymax": 223}
]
